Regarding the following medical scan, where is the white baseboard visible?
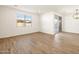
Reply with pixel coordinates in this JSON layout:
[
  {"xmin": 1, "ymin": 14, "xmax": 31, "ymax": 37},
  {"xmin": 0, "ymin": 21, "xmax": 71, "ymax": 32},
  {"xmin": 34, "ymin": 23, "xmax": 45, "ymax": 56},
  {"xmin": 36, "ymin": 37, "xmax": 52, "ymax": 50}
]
[{"xmin": 0, "ymin": 31, "xmax": 39, "ymax": 38}]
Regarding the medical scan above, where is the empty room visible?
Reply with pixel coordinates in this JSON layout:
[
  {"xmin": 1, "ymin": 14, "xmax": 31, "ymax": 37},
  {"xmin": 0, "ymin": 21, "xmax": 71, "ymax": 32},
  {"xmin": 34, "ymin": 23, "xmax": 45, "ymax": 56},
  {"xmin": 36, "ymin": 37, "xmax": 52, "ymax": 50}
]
[{"xmin": 0, "ymin": 5, "xmax": 79, "ymax": 54}]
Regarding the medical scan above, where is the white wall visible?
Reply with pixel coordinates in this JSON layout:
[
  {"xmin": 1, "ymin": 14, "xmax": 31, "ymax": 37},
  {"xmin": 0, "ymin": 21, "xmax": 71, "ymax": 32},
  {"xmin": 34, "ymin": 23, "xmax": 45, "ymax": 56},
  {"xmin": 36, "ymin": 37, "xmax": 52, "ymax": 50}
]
[
  {"xmin": 63, "ymin": 14, "xmax": 79, "ymax": 33},
  {"xmin": 40, "ymin": 12, "xmax": 54, "ymax": 34},
  {"xmin": 1, "ymin": 6, "xmax": 79, "ymax": 38},
  {"xmin": 40, "ymin": 11, "xmax": 79, "ymax": 34},
  {"xmin": 0, "ymin": 6, "xmax": 40, "ymax": 38},
  {"xmin": 40, "ymin": 12, "xmax": 62, "ymax": 34}
]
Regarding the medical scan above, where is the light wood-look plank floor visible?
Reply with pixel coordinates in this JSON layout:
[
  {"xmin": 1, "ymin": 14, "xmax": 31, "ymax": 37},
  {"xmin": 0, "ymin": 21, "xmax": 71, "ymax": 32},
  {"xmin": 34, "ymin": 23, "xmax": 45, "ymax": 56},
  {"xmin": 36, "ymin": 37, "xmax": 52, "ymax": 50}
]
[{"xmin": 0, "ymin": 32, "xmax": 79, "ymax": 54}]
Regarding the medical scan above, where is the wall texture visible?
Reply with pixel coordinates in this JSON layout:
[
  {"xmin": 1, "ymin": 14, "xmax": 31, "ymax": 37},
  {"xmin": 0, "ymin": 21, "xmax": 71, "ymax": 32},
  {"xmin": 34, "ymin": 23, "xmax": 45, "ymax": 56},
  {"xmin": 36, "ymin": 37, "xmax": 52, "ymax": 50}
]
[
  {"xmin": 40, "ymin": 12, "xmax": 54, "ymax": 34},
  {"xmin": 0, "ymin": 6, "xmax": 79, "ymax": 38},
  {"xmin": 63, "ymin": 14, "xmax": 79, "ymax": 33},
  {"xmin": 40, "ymin": 12, "xmax": 63, "ymax": 34},
  {"xmin": 0, "ymin": 6, "xmax": 40, "ymax": 38},
  {"xmin": 40, "ymin": 11, "xmax": 79, "ymax": 34}
]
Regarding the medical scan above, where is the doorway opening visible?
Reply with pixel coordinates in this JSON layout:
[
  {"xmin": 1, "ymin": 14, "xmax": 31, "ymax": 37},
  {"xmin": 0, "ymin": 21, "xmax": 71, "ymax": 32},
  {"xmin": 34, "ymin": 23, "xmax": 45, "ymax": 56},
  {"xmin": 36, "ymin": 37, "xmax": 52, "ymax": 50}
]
[{"xmin": 54, "ymin": 15, "xmax": 62, "ymax": 34}]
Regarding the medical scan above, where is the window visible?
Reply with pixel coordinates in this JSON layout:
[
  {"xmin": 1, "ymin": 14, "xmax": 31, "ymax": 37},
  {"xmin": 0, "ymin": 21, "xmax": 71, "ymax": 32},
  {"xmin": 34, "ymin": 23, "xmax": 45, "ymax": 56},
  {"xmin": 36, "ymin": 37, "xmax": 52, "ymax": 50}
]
[
  {"xmin": 24, "ymin": 15, "xmax": 32, "ymax": 26},
  {"xmin": 16, "ymin": 12, "xmax": 25, "ymax": 27},
  {"xmin": 16, "ymin": 12, "xmax": 32, "ymax": 27}
]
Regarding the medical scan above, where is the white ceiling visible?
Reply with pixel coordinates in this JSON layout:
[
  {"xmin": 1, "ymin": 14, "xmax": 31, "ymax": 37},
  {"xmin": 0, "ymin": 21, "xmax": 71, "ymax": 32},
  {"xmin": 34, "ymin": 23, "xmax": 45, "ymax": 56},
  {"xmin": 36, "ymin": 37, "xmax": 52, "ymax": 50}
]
[{"xmin": 7, "ymin": 5, "xmax": 79, "ymax": 15}]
